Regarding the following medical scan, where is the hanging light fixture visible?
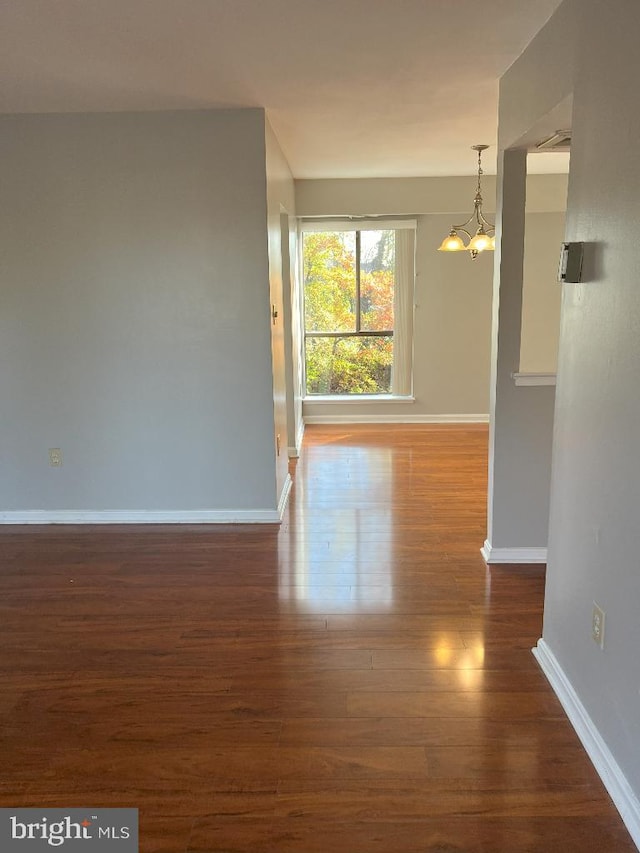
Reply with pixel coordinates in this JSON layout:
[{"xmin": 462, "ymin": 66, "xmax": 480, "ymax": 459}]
[{"xmin": 438, "ymin": 144, "xmax": 495, "ymax": 259}]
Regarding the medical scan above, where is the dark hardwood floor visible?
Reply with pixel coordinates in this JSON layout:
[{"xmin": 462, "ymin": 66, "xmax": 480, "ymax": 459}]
[{"xmin": 0, "ymin": 425, "xmax": 635, "ymax": 851}]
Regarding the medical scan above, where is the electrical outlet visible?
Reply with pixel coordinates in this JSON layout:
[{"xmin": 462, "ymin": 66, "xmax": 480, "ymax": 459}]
[
  {"xmin": 592, "ymin": 603, "xmax": 605, "ymax": 648},
  {"xmin": 49, "ymin": 448, "xmax": 63, "ymax": 467}
]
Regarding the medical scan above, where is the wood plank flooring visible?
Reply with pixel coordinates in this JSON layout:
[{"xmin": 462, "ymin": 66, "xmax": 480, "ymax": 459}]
[{"xmin": 0, "ymin": 425, "xmax": 635, "ymax": 852}]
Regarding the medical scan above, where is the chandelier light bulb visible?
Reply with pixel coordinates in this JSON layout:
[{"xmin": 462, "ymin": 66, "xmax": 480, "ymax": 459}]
[
  {"xmin": 438, "ymin": 231, "xmax": 467, "ymax": 252},
  {"xmin": 468, "ymin": 229, "xmax": 493, "ymax": 253}
]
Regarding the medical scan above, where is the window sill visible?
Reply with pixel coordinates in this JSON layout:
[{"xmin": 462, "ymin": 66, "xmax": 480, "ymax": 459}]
[
  {"xmin": 304, "ymin": 395, "xmax": 415, "ymax": 403},
  {"xmin": 512, "ymin": 372, "xmax": 557, "ymax": 386}
]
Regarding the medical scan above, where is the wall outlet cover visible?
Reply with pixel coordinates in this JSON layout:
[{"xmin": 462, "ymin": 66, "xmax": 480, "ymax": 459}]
[
  {"xmin": 49, "ymin": 448, "xmax": 63, "ymax": 467},
  {"xmin": 592, "ymin": 602, "xmax": 605, "ymax": 648}
]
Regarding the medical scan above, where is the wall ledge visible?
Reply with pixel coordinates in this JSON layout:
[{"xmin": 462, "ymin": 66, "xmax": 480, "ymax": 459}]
[
  {"xmin": 512, "ymin": 372, "xmax": 557, "ymax": 386},
  {"xmin": 533, "ymin": 639, "xmax": 640, "ymax": 850},
  {"xmin": 481, "ymin": 539, "xmax": 547, "ymax": 564}
]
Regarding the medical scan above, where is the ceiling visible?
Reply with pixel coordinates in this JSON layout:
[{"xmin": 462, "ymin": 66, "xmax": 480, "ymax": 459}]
[{"xmin": 0, "ymin": 0, "xmax": 568, "ymax": 178}]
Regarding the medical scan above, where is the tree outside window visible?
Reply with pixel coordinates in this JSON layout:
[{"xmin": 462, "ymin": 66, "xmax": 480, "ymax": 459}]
[{"xmin": 303, "ymin": 229, "xmax": 395, "ymax": 395}]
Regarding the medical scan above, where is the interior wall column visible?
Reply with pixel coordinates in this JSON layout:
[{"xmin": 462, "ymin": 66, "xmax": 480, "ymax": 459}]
[{"xmin": 484, "ymin": 147, "xmax": 556, "ymax": 562}]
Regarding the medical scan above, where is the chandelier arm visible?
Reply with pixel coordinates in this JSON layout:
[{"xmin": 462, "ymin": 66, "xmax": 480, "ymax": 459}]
[
  {"xmin": 451, "ymin": 227, "xmax": 473, "ymax": 241},
  {"xmin": 451, "ymin": 214, "xmax": 476, "ymax": 231},
  {"xmin": 477, "ymin": 209, "xmax": 495, "ymax": 230}
]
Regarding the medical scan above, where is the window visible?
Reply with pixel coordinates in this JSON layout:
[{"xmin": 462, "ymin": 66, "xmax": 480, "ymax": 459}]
[{"xmin": 302, "ymin": 220, "xmax": 415, "ymax": 397}]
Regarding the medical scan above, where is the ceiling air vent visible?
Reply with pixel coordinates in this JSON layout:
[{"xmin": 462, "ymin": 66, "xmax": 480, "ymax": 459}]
[{"xmin": 536, "ymin": 130, "xmax": 572, "ymax": 151}]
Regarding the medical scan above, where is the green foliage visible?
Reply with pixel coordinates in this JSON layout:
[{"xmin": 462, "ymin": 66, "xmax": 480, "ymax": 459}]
[
  {"xmin": 303, "ymin": 230, "xmax": 395, "ymax": 395},
  {"xmin": 304, "ymin": 232, "xmax": 356, "ymax": 333},
  {"xmin": 305, "ymin": 337, "xmax": 392, "ymax": 395}
]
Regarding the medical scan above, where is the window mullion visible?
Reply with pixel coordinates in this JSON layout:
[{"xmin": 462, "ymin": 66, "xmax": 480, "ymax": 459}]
[
  {"xmin": 355, "ymin": 230, "xmax": 361, "ymax": 333},
  {"xmin": 305, "ymin": 331, "xmax": 393, "ymax": 338}
]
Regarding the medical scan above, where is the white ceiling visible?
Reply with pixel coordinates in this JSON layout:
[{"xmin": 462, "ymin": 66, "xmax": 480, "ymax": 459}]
[{"xmin": 0, "ymin": 0, "xmax": 568, "ymax": 178}]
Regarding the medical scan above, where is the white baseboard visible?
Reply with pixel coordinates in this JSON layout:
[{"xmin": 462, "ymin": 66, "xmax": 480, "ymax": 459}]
[
  {"xmin": 481, "ymin": 539, "xmax": 547, "ymax": 564},
  {"xmin": 533, "ymin": 639, "xmax": 640, "ymax": 849},
  {"xmin": 0, "ymin": 509, "xmax": 282, "ymax": 524},
  {"xmin": 277, "ymin": 473, "xmax": 293, "ymax": 519},
  {"xmin": 288, "ymin": 419, "xmax": 305, "ymax": 458},
  {"xmin": 304, "ymin": 414, "xmax": 489, "ymax": 425}
]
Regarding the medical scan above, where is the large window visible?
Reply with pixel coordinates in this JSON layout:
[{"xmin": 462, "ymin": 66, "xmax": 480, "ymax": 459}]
[{"xmin": 302, "ymin": 221, "xmax": 415, "ymax": 396}]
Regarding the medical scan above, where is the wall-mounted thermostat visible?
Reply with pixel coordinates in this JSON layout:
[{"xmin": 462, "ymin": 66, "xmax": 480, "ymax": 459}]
[{"xmin": 558, "ymin": 242, "xmax": 584, "ymax": 283}]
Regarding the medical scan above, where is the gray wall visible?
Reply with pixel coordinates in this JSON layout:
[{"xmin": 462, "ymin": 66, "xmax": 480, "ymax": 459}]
[
  {"xmin": 486, "ymin": 14, "xmax": 574, "ymax": 556},
  {"xmin": 0, "ymin": 109, "xmax": 280, "ymax": 516},
  {"xmin": 520, "ymin": 211, "xmax": 565, "ymax": 373},
  {"xmin": 487, "ymin": 150, "xmax": 557, "ymax": 552},
  {"xmin": 501, "ymin": 0, "xmax": 640, "ymax": 815}
]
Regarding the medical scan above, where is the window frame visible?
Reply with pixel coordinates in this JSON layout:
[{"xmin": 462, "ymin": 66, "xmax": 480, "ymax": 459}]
[{"xmin": 300, "ymin": 219, "xmax": 416, "ymax": 399}]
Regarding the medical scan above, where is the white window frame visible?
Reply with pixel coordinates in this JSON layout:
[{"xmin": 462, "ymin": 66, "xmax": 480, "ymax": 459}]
[{"xmin": 299, "ymin": 219, "xmax": 416, "ymax": 400}]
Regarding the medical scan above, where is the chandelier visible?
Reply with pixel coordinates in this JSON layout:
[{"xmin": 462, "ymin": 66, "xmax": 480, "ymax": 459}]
[{"xmin": 438, "ymin": 144, "xmax": 495, "ymax": 259}]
